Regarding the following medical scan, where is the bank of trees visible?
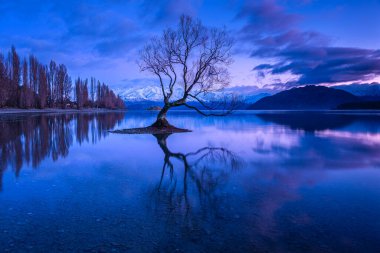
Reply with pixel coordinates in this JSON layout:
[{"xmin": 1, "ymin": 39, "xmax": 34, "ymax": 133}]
[
  {"xmin": 0, "ymin": 46, "xmax": 125, "ymax": 109},
  {"xmin": 74, "ymin": 78, "xmax": 125, "ymax": 109}
]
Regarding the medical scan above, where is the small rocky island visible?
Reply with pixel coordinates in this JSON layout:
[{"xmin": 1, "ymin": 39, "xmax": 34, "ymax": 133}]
[{"xmin": 147, "ymin": 106, "xmax": 162, "ymax": 111}]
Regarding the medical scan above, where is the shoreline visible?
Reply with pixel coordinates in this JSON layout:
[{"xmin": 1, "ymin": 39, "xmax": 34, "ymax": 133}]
[
  {"xmin": 0, "ymin": 108, "xmax": 380, "ymax": 115},
  {"xmin": 0, "ymin": 108, "xmax": 127, "ymax": 115}
]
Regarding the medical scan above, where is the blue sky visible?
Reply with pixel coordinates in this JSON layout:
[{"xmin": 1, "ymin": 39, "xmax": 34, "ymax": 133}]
[{"xmin": 0, "ymin": 0, "xmax": 379, "ymax": 90}]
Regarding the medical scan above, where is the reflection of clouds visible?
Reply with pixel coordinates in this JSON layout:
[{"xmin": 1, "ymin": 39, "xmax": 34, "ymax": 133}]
[
  {"xmin": 157, "ymin": 112, "xmax": 380, "ymax": 171},
  {"xmin": 169, "ymin": 113, "xmax": 380, "ymax": 248},
  {"xmin": 228, "ymin": 114, "xmax": 380, "ymax": 248},
  {"xmin": 246, "ymin": 129, "xmax": 380, "ymax": 171},
  {"xmin": 242, "ymin": 168, "xmax": 324, "ymax": 242},
  {"xmin": 249, "ymin": 126, "xmax": 302, "ymax": 152},
  {"xmin": 316, "ymin": 130, "xmax": 380, "ymax": 146},
  {"xmin": 166, "ymin": 125, "xmax": 302, "ymax": 159},
  {"xmin": 203, "ymin": 125, "xmax": 301, "ymax": 152},
  {"xmin": 1, "ymin": 112, "xmax": 379, "ymax": 252},
  {"xmin": 148, "ymin": 123, "xmax": 332, "ymax": 249}
]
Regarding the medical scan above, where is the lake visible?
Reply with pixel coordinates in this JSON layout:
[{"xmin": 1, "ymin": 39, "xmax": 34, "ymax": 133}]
[{"xmin": 0, "ymin": 111, "xmax": 380, "ymax": 252}]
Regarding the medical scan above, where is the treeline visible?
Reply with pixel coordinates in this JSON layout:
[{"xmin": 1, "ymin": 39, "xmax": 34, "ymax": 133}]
[
  {"xmin": 74, "ymin": 77, "xmax": 125, "ymax": 109},
  {"xmin": 0, "ymin": 46, "xmax": 125, "ymax": 109}
]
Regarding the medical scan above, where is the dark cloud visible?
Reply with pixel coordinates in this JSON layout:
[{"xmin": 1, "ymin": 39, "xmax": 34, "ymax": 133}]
[
  {"xmin": 1, "ymin": 0, "xmax": 378, "ymax": 88},
  {"xmin": 1, "ymin": 0, "xmax": 204, "ymax": 60},
  {"xmin": 50, "ymin": 2, "xmax": 141, "ymax": 57},
  {"xmin": 0, "ymin": 0, "xmax": 210, "ymax": 87},
  {"xmin": 239, "ymin": 0, "xmax": 380, "ymax": 85},
  {"xmin": 138, "ymin": 0, "xmax": 202, "ymax": 24},
  {"xmin": 262, "ymin": 81, "xmax": 300, "ymax": 90},
  {"xmin": 237, "ymin": 0, "xmax": 300, "ymax": 36},
  {"xmin": 255, "ymin": 47, "xmax": 380, "ymax": 84}
]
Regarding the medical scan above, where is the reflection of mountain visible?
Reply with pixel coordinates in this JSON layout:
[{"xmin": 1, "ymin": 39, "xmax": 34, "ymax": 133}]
[
  {"xmin": 0, "ymin": 112, "xmax": 124, "ymax": 190},
  {"xmin": 250, "ymin": 85, "xmax": 359, "ymax": 110},
  {"xmin": 256, "ymin": 112, "xmax": 380, "ymax": 132},
  {"xmin": 337, "ymin": 101, "xmax": 380, "ymax": 109},
  {"xmin": 257, "ymin": 113, "xmax": 354, "ymax": 131}
]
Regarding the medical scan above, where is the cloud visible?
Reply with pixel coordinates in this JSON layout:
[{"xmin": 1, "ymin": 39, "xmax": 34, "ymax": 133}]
[
  {"xmin": 1, "ymin": 0, "xmax": 378, "ymax": 89},
  {"xmin": 237, "ymin": 0, "xmax": 300, "ymax": 35},
  {"xmin": 255, "ymin": 47, "xmax": 380, "ymax": 84},
  {"xmin": 138, "ymin": 0, "xmax": 203, "ymax": 24},
  {"xmin": 0, "ymin": 0, "xmax": 209, "ymax": 87},
  {"xmin": 51, "ymin": 2, "xmax": 141, "ymax": 57},
  {"xmin": 238, "ymin": 0, "xmax": 380, "ymax": 86}
]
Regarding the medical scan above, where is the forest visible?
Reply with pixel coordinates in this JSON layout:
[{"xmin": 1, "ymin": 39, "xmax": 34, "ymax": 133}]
[{"xmin": 0, "ymin": 46, "xmax": 125, "ymax": 109}]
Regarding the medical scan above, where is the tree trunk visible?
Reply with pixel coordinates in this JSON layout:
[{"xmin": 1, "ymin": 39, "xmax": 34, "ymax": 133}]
[{"xmin": 151, "ymin": 105, "xmax": 171, "ymax": 128}]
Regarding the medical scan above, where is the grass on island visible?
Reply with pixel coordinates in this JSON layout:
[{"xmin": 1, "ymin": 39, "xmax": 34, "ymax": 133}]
[
  {"xmin": 110, "ymin": 126, "xmax": 191, "ymax": 134},
  {"xmin": 110, "ymin": 117, "xmax": 191, "ymax": 135}
]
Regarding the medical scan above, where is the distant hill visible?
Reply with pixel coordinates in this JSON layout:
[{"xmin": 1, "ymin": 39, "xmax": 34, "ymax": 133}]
[
  {"xmin": 250, "ymin": 85, "xmax": 360, "ymax": 110},
  {"xmin": 333, "ymin": 83, "xmax": 380, "ymax": 97},
  {"xmin": 337, "ymin": 101, "xmax": 380, "ymax": 110},
  {"xmin": 256, "ymin": 112, "xmax": 358, "ymax": 131}
]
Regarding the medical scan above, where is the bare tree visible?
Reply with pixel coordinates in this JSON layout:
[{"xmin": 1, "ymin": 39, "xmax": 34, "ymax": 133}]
[
  {"xmin": 90, "ymin": 77, "xmax": 95, "ymax": 105},
  {"xmin": 63, "ymin": 75, "xmax": 72, "ymax": 105},
  {"xmin": 20, "ymin": 58, "xmax": 33, "ymax": 108},
  {"xmin": 29, "ymin": 55, "xmax": 39, "ymax": 106},
  {"xmin": 48, "ymin": 60, "xmax": 57, "ymax": 107},
  {"xmin": 139, "ymin": 15, "xmax": 236, "ymax": 128},
  {"xmin": 56, "ymin": 64, "xmax": 70, "ymax": 108},
  {"xmin": 9, "ymin": 46, "xmax": 21, "ymax": 107},
  {"xmin": 83, "ymin": 78, "xmax": 89, "ymax": 107},
  {"xmin": 38, "ymin": 64, "xmax": 48, "ymax": 108},
  {"xmin": 0, "ymin": 54, "xmax": 9, "ymax": 108},
  {"xmin": 75, "ymin": 78, "xmax": 84, "ymax": 109}
]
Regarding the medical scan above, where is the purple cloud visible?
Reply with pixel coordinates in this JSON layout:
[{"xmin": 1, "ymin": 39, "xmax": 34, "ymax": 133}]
[
  {"xmin": 255, "ymin": 47, "xmax": 380, "ymax": 84},
  {"xmin": 237, "ymin": 0, "xmax": 300, "ymax": 35},
  {"xmin": 138, "ymin": 0, "xmax": 202, "ymax": 24},
  {"xmin": 239, "ymin": 0, "xmax": 380, "ymax": 86}
]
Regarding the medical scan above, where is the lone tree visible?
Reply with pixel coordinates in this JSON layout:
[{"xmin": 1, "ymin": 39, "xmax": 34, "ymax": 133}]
[{"xmin": 139, "ymin": 15, "xmax": 236, "ymax": 129}]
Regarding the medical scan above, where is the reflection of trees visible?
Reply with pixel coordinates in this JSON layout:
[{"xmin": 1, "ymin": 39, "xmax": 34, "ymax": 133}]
[
  {"xmin": 0, "ymin": 113, "xmax": 124, "ymax": 190},
  {"xmin": 151, "ymin": 134, "xmax": 240, "ymax": 232}
]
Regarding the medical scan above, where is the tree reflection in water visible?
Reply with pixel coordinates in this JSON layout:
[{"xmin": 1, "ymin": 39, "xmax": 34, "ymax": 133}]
[
  {"xmin": 151, "ymin": 133, "xmax": 241, "ymax": 238},
  {"xmin": 0, "ymin": 112, "xmax": 124, "ymax": 190}
]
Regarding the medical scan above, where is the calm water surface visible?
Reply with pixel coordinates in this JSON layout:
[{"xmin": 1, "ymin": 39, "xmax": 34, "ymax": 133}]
[{"xmin": 0, "ymin": 111, "xmax": 380, "ymax": 252}]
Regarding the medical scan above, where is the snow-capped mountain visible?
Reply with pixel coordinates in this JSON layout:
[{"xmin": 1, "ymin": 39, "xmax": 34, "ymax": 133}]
[
  {"xmin": 115, "ymin": 85, "xmax": 277, "ymax": 104},
  {"xmin": 115, "ymin": 83, "xmax": 380, "ymax": 109},
  {"xmin": 114, "ymin": 86, "xmax": 165, "ymax": 101}
]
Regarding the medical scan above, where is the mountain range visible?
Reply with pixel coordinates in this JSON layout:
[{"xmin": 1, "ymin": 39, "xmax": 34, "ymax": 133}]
[
  {"xmin": 250, "ymin": 85, "xmax": 360, "ymax": 110},
  {"xmin": 115, "ymin": 83, "xmax": 380, "ymax": 110},
  {"xmin": 333, "ymin": 83, "xmax": 380, "ymax": 97},
  {"xmin": 115, "ymin": 85, "xmax": 276, "ymax": 108}
]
